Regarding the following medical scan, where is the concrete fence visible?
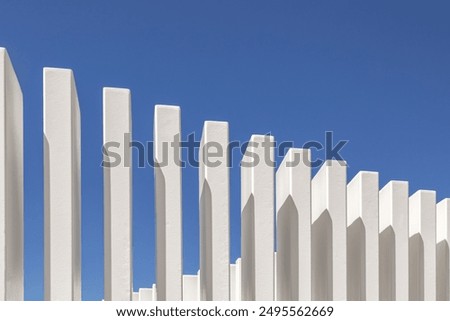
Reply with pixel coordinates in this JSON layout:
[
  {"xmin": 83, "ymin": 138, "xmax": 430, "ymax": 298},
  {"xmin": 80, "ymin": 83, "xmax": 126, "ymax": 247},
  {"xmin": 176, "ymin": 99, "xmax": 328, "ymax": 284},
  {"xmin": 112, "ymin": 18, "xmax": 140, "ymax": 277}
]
[{"xmin": 1, "ymin": 48, "xmax": 449, "ymax": 301}]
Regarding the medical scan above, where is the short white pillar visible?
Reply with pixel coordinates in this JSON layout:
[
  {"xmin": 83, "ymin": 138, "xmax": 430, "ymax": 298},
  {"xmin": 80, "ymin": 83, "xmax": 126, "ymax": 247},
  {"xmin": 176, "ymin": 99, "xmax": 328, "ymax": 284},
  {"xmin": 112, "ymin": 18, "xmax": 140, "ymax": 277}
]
[
  {"xmin": 0, "ymin": 48, "xmax": 23, "ymax": 301},
  {"xmin": 103, "ymin": 88, "xmax": 133, "ymax": 301},
  {"xmin": 379, "ymin": 181, "xmax": 409, "ymax": 301},
  {"xmin": 154, "ymin": 105, "xmax": 182, "ymax": 301},
  {"xmin": 197, "ymin": 270, "xmax": 201, "ymax": 300},
  {"xmin": 199, "ymin": 121, "xmax": 230, "ymax": 301},
  {"xmin": 347, "ymin": 171, "xmax": 379, "ymax": 301},
  {"xmin": 152, "ymin": 284, "xmax": 157, "ymax": 301},
  {"xmin": 235, "ymin": 258, "xmax": 241, "ymax": 301},
  {"xmin": 241, "ymin": 135, "xmax": 275, "ymax": 300},
  {"xmin": 437, "ymin": 199, "xmax": 450, "ymax": 301},
  {"xmin": 183, "ymin": 275, "xmax": 199, "ymax": 301},
  {"xmin": 230, "ymin": 263, "xmax": 236, "ymax": 301},
  {"xmin": 409, "ymin": 190, "xmax": 436, "ymax": 301},
  {"xmin": 43, "ymin": 68, "xmax": 81, "ymax": 301},
  {"xmin": 276, "ymin": 148, "xmax": 311, "ymax": 300},
  {"xmin": 274, "ymin": 251, "xmax": 277, "ymax": 301},
  {"xmin": 139, "ymin": 288, "xmax": 154, "ymax": 301},
  {"xmin": 311, "ymin": 160, "xmax": 347, "ymax": 300}
]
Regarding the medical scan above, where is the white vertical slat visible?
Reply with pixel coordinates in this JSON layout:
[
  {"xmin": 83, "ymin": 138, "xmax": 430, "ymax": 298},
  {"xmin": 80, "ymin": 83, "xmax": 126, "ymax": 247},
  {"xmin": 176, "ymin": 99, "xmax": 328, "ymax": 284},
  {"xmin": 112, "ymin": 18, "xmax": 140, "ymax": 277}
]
[
  {"xmin": 276, "ymin": 148, "xmax": 311, "ymax": 300},
  {"xmin": 409, "ymin": 190, "xmax": 436, "ymax": 301},
  {"xmin": 138, "ymin": 288, "xmax": 154, "ymax": 301},
  {"xmin": 197, "ymin": 270, "xmax": 201, "ymax": 301},
  {"xmin": 379, "ymin": 181, "xmax": 409, "ymax": 301},
  {"xmin": 199, "ymin": 121, "xmax": 230, "ymax": 300},
  {"xmin": 154, "ymin": 105, "xmax": 182, "ymax": 301},
  {"xmin": 152, "ymin": 284, "xmax": 157, "ymax": 301},
  {"xmin": 235, "ymin": 258, "xmax": 242, "ymax": 301},
  {"xmin": 183, "ymin": 275, "xmax": 199, "ymax": 301},
  {"xmin": 347, "ymin": 171, "xmax": 379, "ymax": 301},
  {"xmin": 43, "ymin": 68, "xmax": 81, "ymax": 301},
  {"xmin": 0, "ymin": 48, "xmax": 23, "ymax": 301},
  {"xmin": 311, "ymin": 160, "xmax": 347, "ymax": 300},
  {"xmin": 241, "ymin": 135, "xmax": 275, "ymax": 300},
  {"xmin": 437, "ymin": 199, "xmax": 450, "ymax": 301},
  {"xmin": 230, "ymin": 263, "xmax": 236, "ymax": 301},
  {"xmin": 132, "ymin": 292, "xmax": 139, "ymax": 301},
  {"xmin": 274, "ymin": 251, "xmax": 277, "ymax": 301},
  {"xmin": 103, "ymin": 88, "xmax": 133, "ymax": 301}
]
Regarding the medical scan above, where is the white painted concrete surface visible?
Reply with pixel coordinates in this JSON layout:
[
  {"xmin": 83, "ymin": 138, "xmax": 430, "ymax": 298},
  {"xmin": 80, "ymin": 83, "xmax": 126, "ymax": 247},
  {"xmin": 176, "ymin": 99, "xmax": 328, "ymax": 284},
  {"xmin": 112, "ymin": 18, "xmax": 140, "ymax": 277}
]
[
  {"xmin": 1, "ymin": 48, "xmax": 450, "ymax": 301},
  {"xmin": 103, "ymin": 88, "xmax": 133, "ymax": 301},
  {"xmin": 276, "ymin": 148, "xmax": 311, "ymax": 300},
  {"xmin": 241, "ymin": 135, "xmax": 275, "ymax": 301},
  {"xmin": 183, "ymin": 275, "xmax": 199, "ymax": 301},
  {"xmin": 437, "ymin": 199, "xmax": 450, "ymax": 301},
  {"xmin": 154, "ymin": 105, "xmax": 182, "ymax": 301},
  {"xmin": 138, "ymin": 288, "xmax": 154, "ymax": 301},
  {"xmin": 0, "ymin": 48, "xmax": 23, "ymax": 301},
  {"xmin": 199, "ymin": 121, "xmax": 230, "ymax": 301},
  {"xmin": 347, "ymin": 171, "xmax": 379, "ymax": 301},
  {"xmin": 379, "ymin": 181, "xmax": 409, "ymax": 301},
  {"xmin": 43, "ymin": 68, "xmax": 81, "ymax": 301},
  {"xmin": 311, "ymin": 160, "xmax": 347, "ymax": 300},
  {"xmin": 409, "ymin": 190, "xmax": 436, "ymax": 301}
]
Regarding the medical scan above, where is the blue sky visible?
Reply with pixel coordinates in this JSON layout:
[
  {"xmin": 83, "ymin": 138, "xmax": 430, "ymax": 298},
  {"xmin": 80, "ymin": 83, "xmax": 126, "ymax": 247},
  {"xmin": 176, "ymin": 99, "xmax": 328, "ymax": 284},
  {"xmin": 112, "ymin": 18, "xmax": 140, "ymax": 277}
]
[{"xmin": 1, "ymin": 1, "xmax": 450, "ymax": 300}]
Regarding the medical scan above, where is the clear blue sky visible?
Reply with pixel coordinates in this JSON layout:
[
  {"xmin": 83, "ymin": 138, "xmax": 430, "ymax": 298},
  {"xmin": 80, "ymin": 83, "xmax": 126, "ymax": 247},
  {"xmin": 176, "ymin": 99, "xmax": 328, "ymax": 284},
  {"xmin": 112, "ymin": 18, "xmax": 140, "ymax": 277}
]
[{"xmin": 1, "ymin": 1, "xmax": 450, "ymax": 300}]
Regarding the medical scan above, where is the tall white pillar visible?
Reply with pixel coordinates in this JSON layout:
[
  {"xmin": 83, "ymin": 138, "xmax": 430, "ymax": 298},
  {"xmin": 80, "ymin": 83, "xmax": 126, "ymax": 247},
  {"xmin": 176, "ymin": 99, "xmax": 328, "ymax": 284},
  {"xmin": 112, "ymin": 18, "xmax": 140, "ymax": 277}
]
[
  {"xmin": 43, "ymin": 68, "xmax": 81, "ymax": 301},
  {"xmin": 379, "ymin": 181, "xmax": 409, "ymax": 301},
  {"xmin": 199, "ymin": 121, "xmax": 229, "ymax": 301},
  {"xmin": 276, "ymin": 148, "xmax": 311, "ymax": 300},
  {"xmin": 241, "ymin": 135, "xmax": 275, "ymax": 301},
  {"xmin": 347, "ymin": 171, "xmax": 379, "ymax": 301},
  {"xmin": 154, "ymin": 105, "xmax": 182, "ymax": 300},
  {"xmin": 0, "ymin": 48, "xmax": 23, "ymax": 301},
  {"xmin": 103, "ymin": 88, "xmax": 133, "ymax": 301},
  {"xmin": 437, "ymin": 199, "xmax": 450, "ymax": 301},
  {"xmin": 311, "ymin": 160, "xmax": 347, "ymax": 300},
  {"xmin": 409, "ymin": 190, "xmax": 436, "ymax": 301}
]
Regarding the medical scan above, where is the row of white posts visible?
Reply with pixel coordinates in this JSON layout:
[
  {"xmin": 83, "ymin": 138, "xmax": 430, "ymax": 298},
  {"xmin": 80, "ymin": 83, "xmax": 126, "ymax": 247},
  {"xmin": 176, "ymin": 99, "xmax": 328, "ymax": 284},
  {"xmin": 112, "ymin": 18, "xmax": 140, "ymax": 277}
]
[{"xmin": 1, "ymin": 47, "xmax": 450, "ymax": 301}]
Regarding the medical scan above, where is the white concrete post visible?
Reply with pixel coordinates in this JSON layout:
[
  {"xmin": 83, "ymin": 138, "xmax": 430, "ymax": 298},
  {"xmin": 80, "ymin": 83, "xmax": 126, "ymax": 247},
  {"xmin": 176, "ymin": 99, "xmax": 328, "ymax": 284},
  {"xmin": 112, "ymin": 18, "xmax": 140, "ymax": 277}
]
[
  {"xmin": 241, "ymin": 135, "xmax": 275, "ymax": 301},
  {"xmin": 154, "ymin": 105, "xmax": 182, "ymax": 301},
  {"xmin": 103, "ymin": 88, "xmax": 133, "ymax": 301},
  {"xmin": 197, "ymin": 269, "xmax": 201, "ymax": 301},
  {"xmin": 199, "ymin": 121, "xmax": 229, "ymax": 301},
  {"xmin": 274, "ymin": 252, "xmax": 277, "ymax": 301},
  {"xmin": 230, "ymin": 263, "xmax": 236, "ymax": 301},
  {"xmin": 0, "ymin": 48, "xmax": 23, "ymax": 301},
  {"xmin": 235, "ymin": 258, "xmax": 241, "ymax": 301},
  {"xmin": 139, "ymin": 288, "xmax": 154, "ymax": 301},
  {"xmin": 379, "ymin": 181, "xmax": 409, "ymax": 301},
  {"xmin": 437, "ymin": 199, "xmax": 450, "ymax": 301},
  {"xmin": 183, "ymin": 275, "xmax": 199, "ymax": 301},
  {"xmin": 276, "ymin": 148, "xmax": 311, "ymax": 301},
  {"xmin": 409, "ymin": 190, "xmax": 436, "ymax": 301},
  {"xmin": 311, "ymin": 160, "xmax": 347, "ymax": 300},
  {"xmin": 152, "ymin": 283, "xmax": 157, "ymax": 301},
  {"xmin": 43, "ymin": 68, "xmax": 81, "ymax": 301},
  {"xmin": 347, "ymin": 171, "xmax": 379, "ymax": 301}
]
